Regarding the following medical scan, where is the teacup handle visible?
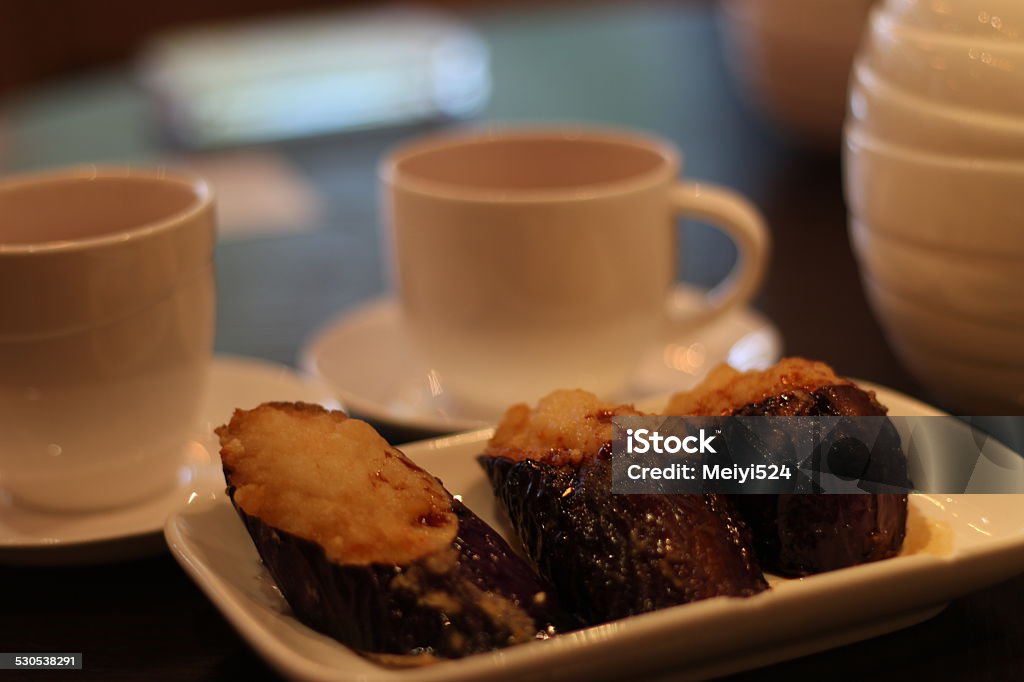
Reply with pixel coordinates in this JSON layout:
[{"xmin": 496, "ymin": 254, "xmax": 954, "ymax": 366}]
[{"xmin": 667, "ymin": 181, "xmax": 771, "ymax": 329}]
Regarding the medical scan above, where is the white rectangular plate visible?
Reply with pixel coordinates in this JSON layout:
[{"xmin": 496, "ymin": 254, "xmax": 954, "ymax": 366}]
[{"xmin": 166, "ymin": 387, "xmax": 1024, "ymax": 681}]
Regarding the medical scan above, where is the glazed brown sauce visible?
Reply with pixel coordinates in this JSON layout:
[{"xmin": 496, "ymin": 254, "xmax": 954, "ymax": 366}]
[
  {"xmin": 363, "ymin": 651, "xmax": 440, "ymax": 667},
  {"xmin": 900, "ymin": 503, "xmax": 953, "ymax": 557},
  {"xmin": 418, "ymin": 510, "xmax": 451, "ymax": 528}
]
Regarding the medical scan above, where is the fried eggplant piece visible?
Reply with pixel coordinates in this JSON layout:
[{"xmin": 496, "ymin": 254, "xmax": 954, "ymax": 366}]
[
  {"xmin": 665, "ymin": 358, "xmax": 909, "ymax": 576},
  {"xmin": 217, "ymin": 402, "xmax": 569, "ymax": 660},
  {"xmin": 478, "ymin": 390, "xmax": 768, "ymax": 625}
]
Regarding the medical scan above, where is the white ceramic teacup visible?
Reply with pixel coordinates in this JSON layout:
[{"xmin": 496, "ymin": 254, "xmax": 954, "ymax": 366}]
[
  {"xmin": 0, "ymin": 167, "xmax": 216, "ymax": 511},
  {"xmin": 380, "ymin": 127, "xmax": 770, "ymax": 409}
]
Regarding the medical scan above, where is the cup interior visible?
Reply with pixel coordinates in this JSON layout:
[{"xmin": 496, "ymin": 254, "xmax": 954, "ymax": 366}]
[
  {"xmin": 390, "ymin": 132, "xmax": 673, "ymax": 197},
  {"xmin": 0, "ymin": 171, "xmax": 206, "ymax": 247}
]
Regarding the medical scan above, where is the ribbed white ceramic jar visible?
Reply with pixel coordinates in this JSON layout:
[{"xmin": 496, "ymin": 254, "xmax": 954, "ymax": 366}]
[{"xmin": 844, "ymin": 0, "xmax": 1024, "ymax": 412}]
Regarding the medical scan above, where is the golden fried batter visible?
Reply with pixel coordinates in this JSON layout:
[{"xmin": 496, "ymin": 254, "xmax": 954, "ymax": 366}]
[
  {"xmin": 217, "ymin": 402, "xmax": 456, "ymax": 566},
  {"xmin": 485, "ymin": 389, "xmax": 642, "ymax": 465},
  {"xmin": 664, "ymin": 357, "xmax": 853, "ymax": 416}
]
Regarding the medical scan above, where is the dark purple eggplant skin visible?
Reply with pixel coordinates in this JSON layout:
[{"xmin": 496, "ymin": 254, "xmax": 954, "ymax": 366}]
[
  {"xmin": 730, "ymin": 383, "xmax": 909, "ymax": 576},
  {"xmin": 228, "ymin": 489, "xmax": 572, "ymax": 659},
  {"xmin": 479, "ymin": 447, "xmax": 768, "ymax": 626},
  {"xmin": 732, "ymin": 494, "xmax": 907, "ymax": 577}
]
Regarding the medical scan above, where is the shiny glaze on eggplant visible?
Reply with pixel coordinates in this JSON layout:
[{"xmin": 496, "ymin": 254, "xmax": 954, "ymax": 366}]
[
  {"xmin": 730, "ymin": 383, "xmax": 909, "ymax": 576},
  {"xmin": 479, "ymin": 447, "xmax": 768, "ymax": 625}
]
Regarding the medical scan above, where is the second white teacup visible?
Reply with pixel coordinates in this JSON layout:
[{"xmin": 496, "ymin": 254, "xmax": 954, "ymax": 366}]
[
  {"xmin": 380, "ymin": 127, "xmax": 770, "ymax": 409},
  {"xmin": 0, "ymin": 167, "xmax": 216, "ymax": 511}
]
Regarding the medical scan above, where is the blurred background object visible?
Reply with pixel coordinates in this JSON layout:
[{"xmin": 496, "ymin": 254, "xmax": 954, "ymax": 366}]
[
  {"xmin": 0, "ymin": 0, "xmax": 497, "ymax": 97},
  {"xmin": 0, "ymin": 0, "xmax": 322, "ymax": 96},
  {"xmin": 171, "ymin": 151, "xmax": 325, "ymax": 237},
  {"xmin": 138, "ymin": 7, "xmax": 489, "ymax": 147},
  {"xmin": 719, "ymin": 0, "xmax": 875, "ymax": 150},
  {"xmin": 844, "ymin": 0, "xmax": 1024, "ymax": 414}
]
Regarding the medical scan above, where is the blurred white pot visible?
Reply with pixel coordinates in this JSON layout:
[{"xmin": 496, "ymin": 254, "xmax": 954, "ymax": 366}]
[
  {"xmin": 850, "ymin": 218, "xmax": 1024, "ymax": 322},
  {"xmin": 862, "ymin": 276, "xmax": 1023, "ymax": 367},
  {"xmin": 860, "ymin": 12, "xmax": 1024, "ymax": 115},
  {"xmin": 845, "ymin": 130, "xmax": 1024, "ymax": 251},
  {"xmin": 849, "ymin": 64, "xmax": 1024, "ymax": 158},
  {"xmin": 844, "ymin": 0, "xmax": 1024, "ymax": 413},
  {"xmin": 881, "ymin": 0, "xmax": 1024, "ymax": 39}
]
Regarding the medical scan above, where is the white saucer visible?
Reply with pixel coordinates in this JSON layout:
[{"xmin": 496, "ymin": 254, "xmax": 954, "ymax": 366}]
[
  {"xmin": 0, "ymin": 354, "xmax": 338, "ymax": 566},
  {"xmin": 300, "ymin": 285, "xmax": 783, "ymax": 434}
]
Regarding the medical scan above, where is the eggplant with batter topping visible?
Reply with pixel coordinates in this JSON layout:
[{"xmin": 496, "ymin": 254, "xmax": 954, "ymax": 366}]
[
  {"xmin": 216, "ymin": 402, "xmax": 570, "ymax": 661},
  {"xmin": 478, "ymin": 390, "xmax": 768, "ymax": 626},
  {"xmin": 665, "ymin": 358, "xmax": 909, "ymax": 577}
]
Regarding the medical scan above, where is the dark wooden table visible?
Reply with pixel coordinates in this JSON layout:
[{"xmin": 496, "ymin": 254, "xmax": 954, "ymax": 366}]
[{"xmin": 1, "ymin": 3, "xmax": 1021, "ymax": 680}]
